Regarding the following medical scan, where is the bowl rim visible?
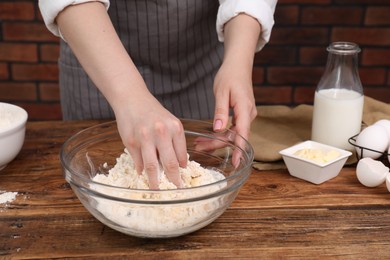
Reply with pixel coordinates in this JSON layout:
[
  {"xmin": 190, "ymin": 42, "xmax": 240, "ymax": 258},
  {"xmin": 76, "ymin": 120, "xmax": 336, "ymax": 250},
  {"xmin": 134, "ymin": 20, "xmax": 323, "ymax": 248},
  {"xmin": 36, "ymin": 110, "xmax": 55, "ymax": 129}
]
[
  {"xmin": 60, "ymin": 119, "xmax": 254, "ymax": 197},
  {"xmin": 0, "ymin": 102, "xmax": 28, "ymax": 136}
]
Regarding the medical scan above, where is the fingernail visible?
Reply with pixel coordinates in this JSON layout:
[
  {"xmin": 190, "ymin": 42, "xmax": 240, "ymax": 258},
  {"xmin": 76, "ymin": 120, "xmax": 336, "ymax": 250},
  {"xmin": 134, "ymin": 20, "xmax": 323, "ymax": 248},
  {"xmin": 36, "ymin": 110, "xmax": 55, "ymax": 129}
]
[{"xmin": 214, "ymin": 119, "xmax": 223, "ymax": 131}]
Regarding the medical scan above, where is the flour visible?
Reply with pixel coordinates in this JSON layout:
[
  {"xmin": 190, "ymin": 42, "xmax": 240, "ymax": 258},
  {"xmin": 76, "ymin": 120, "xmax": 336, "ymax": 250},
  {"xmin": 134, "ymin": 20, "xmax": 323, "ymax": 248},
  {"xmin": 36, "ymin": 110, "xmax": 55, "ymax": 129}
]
[
  {"xmin": 0, "ymin": 191, "xmax": 18, "ymax": 204},
  {"xmin": 91, "ymin": 149, "xmax": 226, "ymax": 236}
]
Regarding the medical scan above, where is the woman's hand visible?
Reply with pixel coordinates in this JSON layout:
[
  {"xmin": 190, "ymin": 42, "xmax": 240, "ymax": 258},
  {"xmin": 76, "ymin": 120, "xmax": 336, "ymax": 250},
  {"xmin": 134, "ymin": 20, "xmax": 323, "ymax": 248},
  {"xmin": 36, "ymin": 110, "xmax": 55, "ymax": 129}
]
[
  {"xmin": 211, "ymin": 14, "xmax": 261, "ymax": 165},
  {"xmin": 57, "ymin": 2, "xmax": 186, "ymax": 189},
  {"xmin": 212, "ymin": 60, "xmax": 257, "ymax": 166},
  {"xmin": 114, "ymin": 94, "xmax": 187, "ymax": 189},
  {"xmin": 213, "ymin": 60, "xmax": 257, "ymax": 142}
]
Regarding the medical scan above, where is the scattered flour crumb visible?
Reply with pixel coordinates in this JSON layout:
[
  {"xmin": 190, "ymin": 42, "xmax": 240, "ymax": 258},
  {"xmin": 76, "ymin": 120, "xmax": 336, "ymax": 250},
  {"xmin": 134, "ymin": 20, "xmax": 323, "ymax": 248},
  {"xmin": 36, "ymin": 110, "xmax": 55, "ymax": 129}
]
[
  {"xmin": 0, "ymin": 191, "xmax": 18, "ymax": 204},
  {"xmin": 91, "ymin": 149, "xmax": 226, "ymax": 236}
]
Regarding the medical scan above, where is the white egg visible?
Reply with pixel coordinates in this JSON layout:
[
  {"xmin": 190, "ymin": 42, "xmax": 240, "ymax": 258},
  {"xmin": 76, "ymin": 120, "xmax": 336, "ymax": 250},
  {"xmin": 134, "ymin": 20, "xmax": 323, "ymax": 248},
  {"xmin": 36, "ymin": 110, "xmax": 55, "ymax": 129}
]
[
  {"xmin": 386, "ymin": 174, "xmax": 390, "ymax": 192},
  {"xmin": 388, "ymin": 146, "xmax": 390, "ymax": 165},
  {"xmin": 355, "ymin": 125, "xmax": 389, "ymax": 159},
  {"xmin": 374, "ymin": 119, "xmax": 390, "ymax": 139},
  {"xmin": 356, "ymin": 158, "xmax": 389, "ymax": 187}
]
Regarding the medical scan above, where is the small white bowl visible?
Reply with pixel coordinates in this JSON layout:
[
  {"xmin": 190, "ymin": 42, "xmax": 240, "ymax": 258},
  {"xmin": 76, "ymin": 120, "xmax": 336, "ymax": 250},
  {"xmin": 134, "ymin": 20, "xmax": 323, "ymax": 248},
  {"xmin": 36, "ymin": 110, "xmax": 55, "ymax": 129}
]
[
  {"xmin": 0, "ymin": 102, "xmax": 28, "ymax": 171},
  {"xmin": 279, "ymin": 140, "xmax": 352, "ymax": 184}
]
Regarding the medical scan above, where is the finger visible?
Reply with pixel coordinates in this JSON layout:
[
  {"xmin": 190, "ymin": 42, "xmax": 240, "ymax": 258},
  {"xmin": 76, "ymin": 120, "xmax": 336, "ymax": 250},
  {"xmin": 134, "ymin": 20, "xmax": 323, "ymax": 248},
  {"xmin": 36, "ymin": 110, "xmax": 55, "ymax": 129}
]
[
  {"xmin": 155, "ymin": 119, "xmax": 184, "ymax": 188},
  {"xmin": 172, "ymin": 124, "xmax": 188, "ymax": 168},
  {"xmin": 232, "ymin": 135, "xmax": 244, "ymax": 168},
  {"xmin": 141, "ymin": 144, "xmax": 160, "ymax": 190},
  {"xmin": 233, "ymin": 111, "xmax": 250, "ymax": 142},
  {"xmin": 213, "ymin": 91, "xmax": 230, "ymax": 132},
  {"xmin": 126, "ymin": 146, "xmax": 144, "ymax": 175},
  {"xmin": 193, "ymin": 135, "xmax": 225, "ymax": 152},
  {"xmin": 158, "ymin": 143, "xmax": 182, "ymax": 188},
  {"xmin": 231, "ymin": 104, "xmax": 256, "ymax": 167},
  {"xmin": 232, "ymin": 95, "xmax": 257, "ymax": 141},
  {"xmin": 232, "ymin": 113, "xmax": 249, "ymax": 168}
]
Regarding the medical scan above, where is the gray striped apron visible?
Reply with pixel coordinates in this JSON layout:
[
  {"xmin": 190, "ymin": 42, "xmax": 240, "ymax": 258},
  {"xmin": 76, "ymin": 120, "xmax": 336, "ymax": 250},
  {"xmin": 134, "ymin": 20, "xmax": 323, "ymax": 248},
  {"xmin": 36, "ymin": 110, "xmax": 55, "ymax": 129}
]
[{"xmin": 59, "ymin": 0, "xmax": 223, "ymax": 120}]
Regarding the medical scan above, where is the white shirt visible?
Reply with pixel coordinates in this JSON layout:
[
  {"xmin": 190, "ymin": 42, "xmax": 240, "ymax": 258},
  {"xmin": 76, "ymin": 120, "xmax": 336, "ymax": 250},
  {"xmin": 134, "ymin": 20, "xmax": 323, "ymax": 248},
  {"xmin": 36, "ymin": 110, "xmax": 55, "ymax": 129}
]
[{"xmin": 38, "ymin": 0, "xmax": 276, "ymax": 52}]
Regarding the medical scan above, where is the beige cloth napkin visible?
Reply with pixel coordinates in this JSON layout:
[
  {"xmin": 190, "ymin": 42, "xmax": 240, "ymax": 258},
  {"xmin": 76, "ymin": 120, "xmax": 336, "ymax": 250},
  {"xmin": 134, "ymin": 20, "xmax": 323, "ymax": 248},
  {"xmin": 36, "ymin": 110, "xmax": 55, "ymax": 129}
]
[{"xmin": 250, "ymin": 96, "xmax": 390, "ymax": 170}]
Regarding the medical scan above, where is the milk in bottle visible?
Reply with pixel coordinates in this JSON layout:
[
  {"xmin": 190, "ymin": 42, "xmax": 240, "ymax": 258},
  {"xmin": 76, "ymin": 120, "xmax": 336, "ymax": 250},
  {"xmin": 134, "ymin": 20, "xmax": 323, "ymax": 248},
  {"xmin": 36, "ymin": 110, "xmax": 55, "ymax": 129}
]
[{"xmin": 311, "ymin": 42, "xmax": 364, "ymax": 151}]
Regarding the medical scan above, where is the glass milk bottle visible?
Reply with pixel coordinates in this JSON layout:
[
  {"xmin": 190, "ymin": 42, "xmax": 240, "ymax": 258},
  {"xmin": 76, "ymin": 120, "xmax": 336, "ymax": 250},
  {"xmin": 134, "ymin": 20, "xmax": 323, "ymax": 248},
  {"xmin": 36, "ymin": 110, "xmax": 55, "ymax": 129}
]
[{"xmin": 311, "ymin": 42, "xmax": 364, "ymax": 151}]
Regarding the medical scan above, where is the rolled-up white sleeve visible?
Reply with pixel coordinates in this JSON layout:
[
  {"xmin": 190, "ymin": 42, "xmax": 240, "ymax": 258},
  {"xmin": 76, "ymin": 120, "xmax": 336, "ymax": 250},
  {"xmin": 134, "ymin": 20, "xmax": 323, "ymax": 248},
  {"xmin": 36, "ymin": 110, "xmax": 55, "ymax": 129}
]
[
  {"xmin": 217, "ymin": 0, "xmax": 277, "ymax": 52},
  {"xmin": 38, "ymin": 0, "xmax": 110, "ymax": 38}
]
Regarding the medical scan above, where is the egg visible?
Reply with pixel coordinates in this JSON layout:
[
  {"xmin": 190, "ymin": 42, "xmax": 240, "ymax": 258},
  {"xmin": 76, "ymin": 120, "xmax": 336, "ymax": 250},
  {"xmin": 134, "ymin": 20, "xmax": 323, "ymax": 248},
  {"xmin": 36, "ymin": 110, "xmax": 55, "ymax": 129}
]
[
  {"xmin": 386, "ymin": 174, "xmax": 390, "ymax": 193},
  {"xmin": 388, "ymin": 146, "xmax": 390, "ymax": 165},
  {"xmin": 374, "ymin": 119, "xmax": 390, "ymax": 140},
  {"xmin": 355, "ymin": 125, "xmax": 389, "ymax": 159},
  {"xmin": 356, "ymin": 157, "xmax": 389, "ymax": 187}
]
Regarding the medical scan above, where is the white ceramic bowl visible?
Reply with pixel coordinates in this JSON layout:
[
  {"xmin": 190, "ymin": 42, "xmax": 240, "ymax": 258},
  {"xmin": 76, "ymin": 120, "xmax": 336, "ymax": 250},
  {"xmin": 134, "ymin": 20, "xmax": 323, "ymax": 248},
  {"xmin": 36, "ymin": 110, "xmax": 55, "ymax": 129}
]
[
  {"xmin": 0, "ymin": 102, "xmax": 28, "ymax": 170},
  {"xmin": 279, "ymin": 140, "xmax": 352, "ymax": 184}
]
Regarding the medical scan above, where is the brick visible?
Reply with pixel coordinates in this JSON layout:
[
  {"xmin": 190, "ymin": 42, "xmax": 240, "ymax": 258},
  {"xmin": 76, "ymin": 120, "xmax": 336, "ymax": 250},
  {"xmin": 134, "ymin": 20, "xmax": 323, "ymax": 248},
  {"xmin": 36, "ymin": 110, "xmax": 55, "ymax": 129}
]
[
  {"xmin": 1, "ymin": 1, "xmax": 390, "ymax": 121},
  {"xmin": 388, "ymin": 71, "xmax": 390, "ymax": 85},
  {"xmin": 359, "ymin": 68, "xmax": 386, "ymax": 85},
  {"xmin": 362, "ymin": 48, "xmax": 390, "ymax": 66},
  {"xmin": 364, "ymin": 87, "xmax": 390, "ymax": 104},
  {"xmin": 253, "ymin": 86, "xmax": 292, "ymax": 105},
  {"xmin": 365, "ymin": 7, "xmax": 390, "ymax": 26},
  {"xmin": 39, "ymin": 83, "xmax": 60, "ymax": 101},
  {"xmin": 278, "ymin": 0, "xmax": 330, "ymax": 4},
  {"xmin": 294, "ymin": 86, "xmax": 316, "ymax": 104},
  {"xmin": 0, "ymin": 63, "xmax": 9, "ymax": 80},
  {"xmin": 3, "ymin": 22, "xmax": 58, "ymax": 42},
  {"xmin": 36, "ymin": 2, "xmax": 44, "ymax": 22},
  {"xmin": 335, "ymin": 0, "xmax": 390, "ymax": 4},
  {"xmin": 12, "ymin": 64, "xmax": 58, "ymax": 81},
  {"xmin": 332, "ymin": 28, "xmax": 390, "ymax": 46},
  {"xmin": 300, "ymin": 47, "xmax": 328, "ymax": 65},
  {"xmin": 255, "ymin": 46, "xmax": 297, "ymax": 65},
  {"xmin": 0, "ymin": 82, "xmax": 37, "ymax": 101},
  {"xmin": 301, "ymin": 7, "xmax": 363, "ymax": 25},
  {"xmin": 274, "ymin": 6, "xmax": 299, "ymax": 25},
  {"xmin": 268, "ymin": 67, "xmax": 324, "ymax": 85},
  {"xmin": 252, "ymin": 67, "xmax": 264, "ymax": 85},
  {"xmin": 40, "ymin": 44, "xmax": 60, "ymax": 62},
  {"xmin": 0, "ymin": 2, "xmax": 35, "ymax": 21},
  {"xmin": 0, "ymin": 43, "xmax": 37, "ymax": 62},
  {"xmin": 270, "ymin": 27, "xmax": 329, "ymax": 45},
  {"xmin": 19, "ymin": 103, "xmax": 62, "ymax": 120}
]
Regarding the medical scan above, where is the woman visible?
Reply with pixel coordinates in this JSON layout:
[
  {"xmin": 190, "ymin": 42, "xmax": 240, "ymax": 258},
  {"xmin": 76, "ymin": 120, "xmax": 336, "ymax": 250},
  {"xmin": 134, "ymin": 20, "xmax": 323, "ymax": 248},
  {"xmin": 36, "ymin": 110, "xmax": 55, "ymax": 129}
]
[{"xmin": 39, "ymin": 0, "xmax": 277, "ymax": 189}]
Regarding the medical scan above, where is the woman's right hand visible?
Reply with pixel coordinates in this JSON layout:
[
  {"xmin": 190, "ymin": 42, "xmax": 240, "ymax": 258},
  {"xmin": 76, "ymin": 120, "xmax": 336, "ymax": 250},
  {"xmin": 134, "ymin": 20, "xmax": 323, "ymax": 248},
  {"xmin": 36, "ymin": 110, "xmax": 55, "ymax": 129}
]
[
  {"xmin": 114, "ymin": 94, "xmax": 187, "ymax": 189},
  {"xmin": 57, "ymin": 2, "xmax": 186, "ymax": 189}
]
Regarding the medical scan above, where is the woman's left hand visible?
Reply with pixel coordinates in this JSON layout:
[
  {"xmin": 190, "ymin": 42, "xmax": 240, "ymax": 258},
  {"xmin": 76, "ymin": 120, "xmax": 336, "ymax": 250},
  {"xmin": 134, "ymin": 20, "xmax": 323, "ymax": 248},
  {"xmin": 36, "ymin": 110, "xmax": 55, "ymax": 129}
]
[
  {"xmin": 213, "ymin": 60, "xmax": 257, "ymax": 141},
  {"xmin": 209, "ymin": 13, "xmax": 261, "ymax": 166}
]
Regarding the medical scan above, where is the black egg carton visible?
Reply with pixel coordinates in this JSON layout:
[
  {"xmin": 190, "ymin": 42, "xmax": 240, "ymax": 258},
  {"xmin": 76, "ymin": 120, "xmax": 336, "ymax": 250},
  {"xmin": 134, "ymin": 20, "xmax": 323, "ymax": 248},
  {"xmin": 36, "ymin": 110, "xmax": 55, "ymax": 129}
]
[{"xmin": 349, "ymin": 134, "xmax": 389, "ymax": 166}]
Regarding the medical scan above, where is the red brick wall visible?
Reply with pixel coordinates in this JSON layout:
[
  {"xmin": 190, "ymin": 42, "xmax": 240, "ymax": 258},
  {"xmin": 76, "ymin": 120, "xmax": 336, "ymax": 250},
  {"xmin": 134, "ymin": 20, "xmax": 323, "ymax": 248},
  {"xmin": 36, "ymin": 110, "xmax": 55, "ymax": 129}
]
[
  {"xmin": 0, "ymin": 0, "xmax": 389, "ymax": 120},
  {"xmin": 254, "ymin": 0, "xmax": 390, "ymax": 106},
  {"xmin": 0, "ymin": 1, "xmax": 60, "ymax": 120}
]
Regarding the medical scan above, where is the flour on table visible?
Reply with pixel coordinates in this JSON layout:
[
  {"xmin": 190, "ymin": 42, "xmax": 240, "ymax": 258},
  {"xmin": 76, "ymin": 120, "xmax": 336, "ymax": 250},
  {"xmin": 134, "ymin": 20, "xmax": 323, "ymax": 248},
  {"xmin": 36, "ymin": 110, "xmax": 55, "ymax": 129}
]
[
  {"xmin": 0, "ymin": 191, "xmax": 18, "ymax": 204},
  {"xmin": 91, "ymin": 149, "xmax": 226, "ymax": 235}
]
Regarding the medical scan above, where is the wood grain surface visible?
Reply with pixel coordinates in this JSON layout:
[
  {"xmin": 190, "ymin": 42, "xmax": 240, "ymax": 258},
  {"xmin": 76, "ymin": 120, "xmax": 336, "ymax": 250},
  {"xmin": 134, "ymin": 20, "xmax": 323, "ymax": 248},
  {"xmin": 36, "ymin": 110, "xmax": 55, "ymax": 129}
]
[{"xmin": 1, "ymin": 121, "xmax": 390, "ymax": 259}]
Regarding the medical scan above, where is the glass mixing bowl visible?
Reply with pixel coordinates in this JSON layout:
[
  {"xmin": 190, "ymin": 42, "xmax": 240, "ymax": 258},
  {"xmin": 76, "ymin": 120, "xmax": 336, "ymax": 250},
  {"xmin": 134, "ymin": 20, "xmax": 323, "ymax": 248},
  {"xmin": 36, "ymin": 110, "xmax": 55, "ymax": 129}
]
[{"xmin": 60, "ymin": 119, "xmax": 254, "ymax": 238}]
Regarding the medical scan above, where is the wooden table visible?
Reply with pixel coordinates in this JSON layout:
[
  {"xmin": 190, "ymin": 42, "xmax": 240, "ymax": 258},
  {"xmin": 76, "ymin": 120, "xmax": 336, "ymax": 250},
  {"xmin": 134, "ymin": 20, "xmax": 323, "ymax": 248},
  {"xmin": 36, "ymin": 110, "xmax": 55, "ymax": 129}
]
[{"xmin": 1, "ymin": 121, "xmax": 390, "ymax": 259}]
